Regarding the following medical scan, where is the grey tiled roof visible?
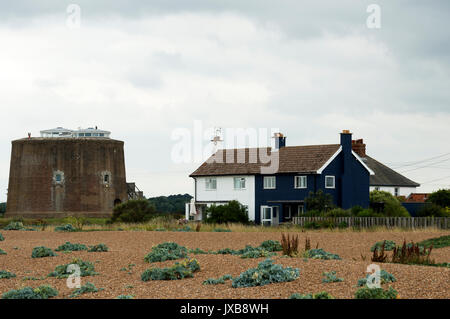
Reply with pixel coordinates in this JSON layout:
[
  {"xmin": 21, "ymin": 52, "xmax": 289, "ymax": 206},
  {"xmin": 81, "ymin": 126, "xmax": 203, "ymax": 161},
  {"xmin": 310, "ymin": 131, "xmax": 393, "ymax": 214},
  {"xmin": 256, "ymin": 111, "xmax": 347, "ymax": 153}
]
[{"xmin": 364, "ymin": 155, "xmax": 420, "ymax": 187}]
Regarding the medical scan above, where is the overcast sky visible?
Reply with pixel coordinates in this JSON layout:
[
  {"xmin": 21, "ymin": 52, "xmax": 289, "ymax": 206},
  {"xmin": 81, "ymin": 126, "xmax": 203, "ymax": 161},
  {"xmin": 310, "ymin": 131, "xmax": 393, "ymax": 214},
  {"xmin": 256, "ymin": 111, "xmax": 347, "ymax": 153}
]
[{"xmin": 0, "ymin": 1, "xmax": 449, "ymax": 202}]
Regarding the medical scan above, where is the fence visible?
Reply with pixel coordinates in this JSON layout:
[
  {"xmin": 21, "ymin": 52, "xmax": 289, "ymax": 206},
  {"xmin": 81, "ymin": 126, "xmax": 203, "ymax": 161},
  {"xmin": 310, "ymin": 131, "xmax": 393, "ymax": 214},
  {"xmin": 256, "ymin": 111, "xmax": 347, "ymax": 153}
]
[{"xmin": 291, "ymin": 216, "xmax": 450, "ymax": 229}]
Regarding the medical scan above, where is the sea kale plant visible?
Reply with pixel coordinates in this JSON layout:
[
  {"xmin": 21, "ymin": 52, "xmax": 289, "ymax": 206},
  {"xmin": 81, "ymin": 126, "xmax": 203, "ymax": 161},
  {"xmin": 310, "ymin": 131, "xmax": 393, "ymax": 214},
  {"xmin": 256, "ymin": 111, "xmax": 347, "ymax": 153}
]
[
  {"xmin": 70, "ymin": 282, "xmax": 102, "ymax": 298},
  {"xmin": 231, "ymin": 258, "xmax": 299, "ymax": 288},
  {"xmin": 322, "ymin": 271, "xmax": 344, "ymax": 283},
  {"xmin": 2, "ymin": 285, "xmax": 58, "ymax": 299},
  {"xmin": 203, "ymin": 274, "xmax": 233, "ymax": 285},
  {"xmin": 88, "ymin": 243, "xmax": 109, "ymax": 252},
  {"xmin": 55, "ymin": 242, "xmax": 88, "ymax": 252},
  {"xmin": 48, "ymin": 258, "xmax": 98, "ymax": 278},
  {"xmin": 54, "ymin": 224, "xmax": 76, "ymax": 232},
  {"xmin": 144, "ymin": 242, "xmax": 188, "ymax": 263},
  {"xmin": 303, "ymin": 249, "xmax": 341, "ymax": 260},
  {"xmin": 31, "ymin": 246, "xmax": 57, "ymax": 258},
  {"xmin": 354, "ymin": 286, "xmax": 398, "ymax": 299},
  {"xmin": 357, "ymin": 269, "xmax": 396, "ymax": 287},
  {"xmin": 0, "ymin": 249, "xmax": 6, "ymax": 255},
  {"xmin": 3, "ymin": 221, "xmax": 25, "ymax": 231},
  {"xmin": 0, "ymin": 270, "xmax": 16, "ymax": 279},
  {"xmin": 141, "ymin": 258, "xmax": 200, "ymax": 281},
  {"xmin": 370, "ymin": 240, "xmax": 397, "ymax": 252},
  {"xmin": 289, "ymin": 291, "xmax": 334, "ymax": 299},
  {"xmin": 0, "ymin": 232, "xmax": 4, "ymax": 241}
]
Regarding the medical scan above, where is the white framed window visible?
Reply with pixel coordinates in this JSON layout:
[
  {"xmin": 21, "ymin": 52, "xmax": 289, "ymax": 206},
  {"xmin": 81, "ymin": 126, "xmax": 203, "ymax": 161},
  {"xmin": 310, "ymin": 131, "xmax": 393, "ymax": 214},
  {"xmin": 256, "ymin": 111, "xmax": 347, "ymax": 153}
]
[
  {"xmin": 294, "ymin": 176, "xmax": 307, "ymax": 188},
  {"xmin": 234, "ymin": 177, "xmax": 246, "ymax": 190},
  {"xmin": 205, "ymin": 178, "xmax": 217, "ymax": 190},
  {"xmin": 325, "ymin": 175, "xmax": 335, "ymax": 189},
  {"xmin": 394, "ymin": 187, "xmax": 399, "ymax": 197},
  {"xmin": 263, "ymin": 176, "xmax": 276, "ymax": 189},
  {"xmin": 261, "ymin": 206, "xmax": 272, "ymax": 226}
]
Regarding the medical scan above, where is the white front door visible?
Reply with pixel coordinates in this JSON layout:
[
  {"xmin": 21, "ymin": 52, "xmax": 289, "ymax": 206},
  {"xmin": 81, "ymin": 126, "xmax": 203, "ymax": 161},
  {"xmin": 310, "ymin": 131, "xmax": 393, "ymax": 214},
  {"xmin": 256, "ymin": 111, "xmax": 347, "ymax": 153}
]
[{"xmin": 261, "ymin": 206, "xmax": 272, "ymax": 226}]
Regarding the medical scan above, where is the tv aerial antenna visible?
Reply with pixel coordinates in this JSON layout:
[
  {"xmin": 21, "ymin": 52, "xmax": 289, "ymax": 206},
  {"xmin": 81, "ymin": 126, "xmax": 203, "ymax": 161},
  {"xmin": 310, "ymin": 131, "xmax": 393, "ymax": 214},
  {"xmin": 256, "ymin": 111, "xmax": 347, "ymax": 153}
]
[{"xmin": 211, "ymin": 127, "xmax": 223, "ymax": 145}]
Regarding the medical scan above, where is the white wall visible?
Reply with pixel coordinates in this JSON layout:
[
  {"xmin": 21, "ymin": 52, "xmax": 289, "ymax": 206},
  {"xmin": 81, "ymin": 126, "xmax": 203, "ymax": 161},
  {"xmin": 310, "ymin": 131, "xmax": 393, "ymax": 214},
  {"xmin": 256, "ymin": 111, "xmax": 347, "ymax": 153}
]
[
  {"xmin": 370, "ymin": 186, "xmax": 417, "ymax": 197},
  {"xmin": 194, "ymin": 175, "xmax": 256, "ymax": 221}
]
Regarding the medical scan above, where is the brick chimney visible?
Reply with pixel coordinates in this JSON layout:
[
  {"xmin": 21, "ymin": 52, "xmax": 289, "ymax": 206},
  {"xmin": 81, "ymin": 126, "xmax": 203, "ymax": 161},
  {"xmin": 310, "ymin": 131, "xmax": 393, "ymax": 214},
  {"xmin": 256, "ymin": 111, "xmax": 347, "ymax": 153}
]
[
  {"xmin": 273, "ymin": 132, "xmax": 286, "ymax": 150},
  {"xmin": 352, "ymin": 139, "xmax": 366, "ymax": 157}
]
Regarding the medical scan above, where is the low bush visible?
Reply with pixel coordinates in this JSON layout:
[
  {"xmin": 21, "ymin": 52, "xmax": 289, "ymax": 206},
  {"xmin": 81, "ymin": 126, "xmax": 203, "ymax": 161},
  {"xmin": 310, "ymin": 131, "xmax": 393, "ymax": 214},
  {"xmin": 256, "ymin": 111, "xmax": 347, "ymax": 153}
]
[
  {"xmin": 417, "ymin": 235, "xmax": 450, "ymax": 249},
  {"xmin": 289, "ymin": 291, "xmax": 334, "ymax": 299},
  {"xmin": 354, "ymin": 286, "xmax": 398, "ymax": 299},
  {"xmin": 0, "ymin": 270, "xmax": 16, "ymax": 279},
  {"xmin": 260, "ymin": 240, "xmax": 283, "ymax": 252},
  {"xmin": 240, "ymin": 248, "xmax": 275, "ymax": 259},
  {"xmin": 55, "ymin": 242, "xmax": 88, "ymax": 252},
  {"xmin": 70, "ymin": 282, "xmax": 101, "ymax": 298},
  {"xmin": 111, "ymin": 199, "xmax": 157, "ymax": 223},
  {"xmin": 231, "ymin": 259, "xmax": 299, "ymax": 288},
  {"xmin": 322, "ymin": 271, "xmax": 343, "ymax": 283},
  {"xmin": 357, "ymin": 270, "xmax": 396, "ymax": 287},
  {"xmin": 303, "ymin": 249, "xmax": 341, "ymax": 260},
  {"xmin": 324, "ymin": 208, "xmax": 351, "ymax": 217},
  {"xmin": 3, "ymin": 221, "xmax": 25, "ymax": 230},
  {"xmin": 144, "ymin": 242, "xmax": 188, "ymax": 263},
  {"xmin": 54, "ymin": 224, "xmax": 76, "ymax": 232},
  {"xmin": 205, "ymin": 200, "xmax": 250, "ymax": 224},
  {"xmin": 2, "ymin": 285, "xmax": 58, "ymax": 299},
  {"xmin": 0, "ymin": 232, "xmax": 4, "ymax": 241},
  {"xmin": 31, "ymin": 246, "xmax": 57, "ymax": 258},
  {"xmin": 88, "ymin": 243, "xmax": 109, "ymax": 252},
  {"xmin": 369, "ymin": 190, "xmax": 410, "ymax": 217},
  {"xmin": 0, "ymin": 249, "xmax": 6, "ymax": 255},
  {"xmin": 370, "ymin": 240, "xmax": 396, "ymax": 252},
  {"xmin": 174, "ymin": 226, "xmax": 193, "ymax": 232},
  {"xmin": 188, "ymin": 248, "xmax": 209, "ymax": 254},
  {"xmin": 48, "ymin": 258, "xmax": 98, "ymax": 278},
  {"xmin": 141, "ymin": 258, "xmax": 200, "ymax": 281},
  {"xmin": 202, "ymin": 274, "xmax": 233, "ymax": 285},
  {"xmin": 417, "ymin": 204, "xmax": 449, "ymax": 217}
]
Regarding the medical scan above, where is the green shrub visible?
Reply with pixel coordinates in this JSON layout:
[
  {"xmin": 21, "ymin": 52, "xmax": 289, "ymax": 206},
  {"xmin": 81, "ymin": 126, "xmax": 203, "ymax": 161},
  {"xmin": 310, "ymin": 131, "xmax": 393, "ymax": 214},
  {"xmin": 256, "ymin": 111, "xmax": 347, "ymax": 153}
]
[
  {"xmin": 303, "ymin": 221, "xmax": 320, "ymax": 229},
  {"xmin": 231, "ymin": 258, "xmax": 299, "ymax": 288},
  {"xmin": 2, "ymin": 285, "xmax": 58, "ymax": 299},
  {"xmin": 417, "ymin": 235, "xmax": 450, "ymax": 249},
  {"xmin": 205, "ymin": 200, "xmax": 250, "ymax": 224},
  {"xmin": 117, "ymin": 295, "xmax": 134, "ymax": 299},
  {"xmin": 174, "ymin": 226, "xmax": 193, "ymax": 232},
  {"xmin": 355, "ymin": 208, "xmax": 384, "ymax": 217},
  {"xmin": 144, "ymin": 242, "xmax": 188, "ymax": 263},
  {"xmin": 370, "ymin": 190, "xmax": 410, "ymax": 217},
  {"xmin": 31, "ymin": 246, "xmax": 57, "ymax": 258},
  {"xmin": 0, "ymin": 232, "xmax": 4, "ymax": 241},
  {"xmin": 354, "ymin": 286, "xmax": 398, "ymax": 299},
  {"xmin": 370, "ymin": 240, "xmax": 396, "ymax": 252},
  {"xmin": 357, "ymin": 269, "xmax": 396, "ymax": 287},
  {"xmin": 213, "ymin": 228, "xmax": 232, "ymax": 232},
  {"xmin": 203, "ymin": 274, "xmax": 233, "ymax": 285},
  {"xmin": 54, "ymin": 224, "xmax": 76, "ymax": 232},
  {"xmin": 351, "ymin": 205, "xmax": 364, "ymax": 216},
  {"xmin": 0, "ymin": 249, "xmax": 6, "ymax": 255},
  {"xmin": 3, "ymin": 221, "xmax": 25, "ymax": 230},
  {"xmin": 111, "ymin": 199, "xmax": 157, "ymax": 223},
  {"xmin": 141, "ymin": 258, "xmax": 200, "ymax": 281},
  {"xmin": 426, "ymin": 189, "xmax": 450, "ymax": 207},
  {"xmin": 48, "ymin": 258, "xmax": 98, "ymax": 278},
  {"xmin": 240, "ymin": 248, "xmax": 275, "ymax": 259},
  {"xmin": 322, "ymin": 271, "xmax": 343, "ymax": 283},
  {"xmin": 70, "ymin": 282, "xmax": 101, "ymax": 298},
  {"xmin": 289, "ymin": 291, "xmax": 334, "ymax": 299},
  {"xmin": 304, "ymin": 249, "xmax": 341, "ymax": 260},
  {"xmin": 417, "ymin": 204, "xmax": 449, "ymax": 217},
  {"xmin": 88, "ymin": 243, "xmax": 109, "ymax": 252},
  {"xmin": 188, "ymin": 248, "xmax": 209, "ymax": 254},
  {"xmin": 0, "ymin": 270, "xmax": 16, "ymax": 279},
  {"xmin": 305, "ymin": 190, "xmax": 334, "ymax": 212},
  {"xmin": 259, "ymin": 240, "xmax": 282, "ymax": 252},
  {"xmin": 325, "ymin": 208, "xmax": 351, "ymax": 217},
  {"xmin": 55, "ymin": 242, "xmax": 88, "ymax": 252}
]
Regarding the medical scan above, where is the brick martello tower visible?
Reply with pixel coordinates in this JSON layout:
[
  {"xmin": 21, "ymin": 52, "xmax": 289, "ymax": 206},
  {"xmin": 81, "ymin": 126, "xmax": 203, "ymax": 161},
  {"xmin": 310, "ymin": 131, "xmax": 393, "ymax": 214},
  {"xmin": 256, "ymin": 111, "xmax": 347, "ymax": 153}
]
[{"xmin": 5, "ymin": 127, "xmax": 140, "ymax": 218}]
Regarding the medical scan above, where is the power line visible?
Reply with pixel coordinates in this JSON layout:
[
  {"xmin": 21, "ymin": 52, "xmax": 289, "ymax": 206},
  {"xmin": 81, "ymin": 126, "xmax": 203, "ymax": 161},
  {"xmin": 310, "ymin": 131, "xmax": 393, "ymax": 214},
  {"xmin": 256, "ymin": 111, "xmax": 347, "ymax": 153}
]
[
  {"xmin": 389, "ymin": 151, "xmax": 450, "ymax": 169},
  {"xmin": 398, "ymin": 156, "xmax": 450, "ymax": 174},
  {"xmin": 421, "ymin": 175, "xmax": 450, "ymax": 185}
]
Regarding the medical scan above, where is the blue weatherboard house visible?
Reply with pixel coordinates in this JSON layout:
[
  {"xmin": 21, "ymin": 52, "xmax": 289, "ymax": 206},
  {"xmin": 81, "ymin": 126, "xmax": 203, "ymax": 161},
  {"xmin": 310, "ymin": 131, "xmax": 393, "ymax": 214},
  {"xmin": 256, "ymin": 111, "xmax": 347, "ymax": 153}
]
[{"xmin": 187, "ymin": 130, "xmax": 374, "ymax": 225}]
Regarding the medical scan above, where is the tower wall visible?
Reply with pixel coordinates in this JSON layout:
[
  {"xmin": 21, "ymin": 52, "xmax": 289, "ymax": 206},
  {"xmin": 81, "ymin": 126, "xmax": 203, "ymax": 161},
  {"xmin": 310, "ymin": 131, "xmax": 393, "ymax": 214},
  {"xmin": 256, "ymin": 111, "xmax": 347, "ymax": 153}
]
[{"xmin": 5, "ymin": 138, "xmax": 128, "ymax": 218}]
